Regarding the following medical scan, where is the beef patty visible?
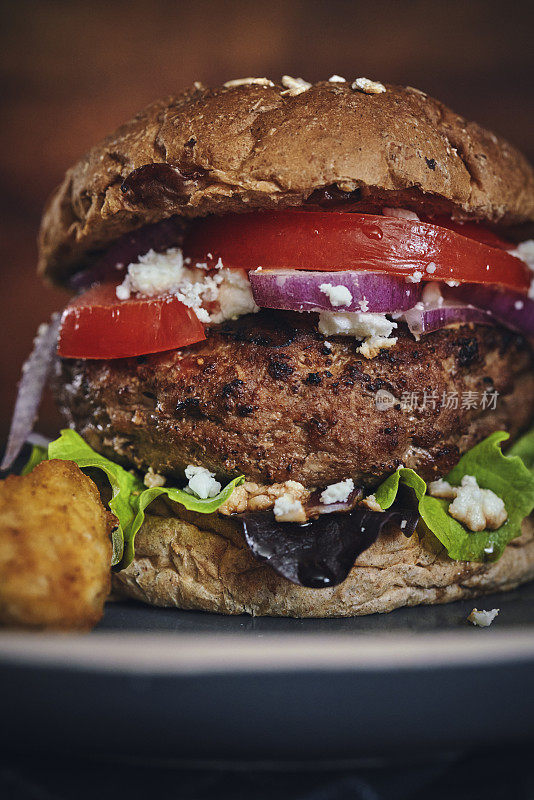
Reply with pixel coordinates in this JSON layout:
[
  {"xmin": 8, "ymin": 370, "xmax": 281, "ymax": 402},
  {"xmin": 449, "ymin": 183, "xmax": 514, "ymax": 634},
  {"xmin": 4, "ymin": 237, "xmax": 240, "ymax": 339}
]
[{"xmin": 55, "ymin": 311, "xmax": 534, "ymax": 488}]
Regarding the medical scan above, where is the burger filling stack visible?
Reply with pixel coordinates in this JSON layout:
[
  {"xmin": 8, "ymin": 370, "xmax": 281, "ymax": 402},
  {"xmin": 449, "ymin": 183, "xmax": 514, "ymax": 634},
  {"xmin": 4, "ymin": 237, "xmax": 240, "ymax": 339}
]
[{"xmin": 4, "ymin": 76, "xmax": 534, "ymax": 617}]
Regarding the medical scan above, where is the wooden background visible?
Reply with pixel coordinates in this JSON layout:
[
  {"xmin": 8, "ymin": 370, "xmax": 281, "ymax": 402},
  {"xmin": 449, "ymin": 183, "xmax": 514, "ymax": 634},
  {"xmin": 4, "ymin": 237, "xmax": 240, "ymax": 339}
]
[{"xmin": 1, "ymin": 0, "xmax": 533, "ymax": 443}]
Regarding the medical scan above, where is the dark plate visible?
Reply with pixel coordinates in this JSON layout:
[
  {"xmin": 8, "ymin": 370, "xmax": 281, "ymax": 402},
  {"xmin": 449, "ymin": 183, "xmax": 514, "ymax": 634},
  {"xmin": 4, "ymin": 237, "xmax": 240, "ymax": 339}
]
[
  {"xmin": 2, "ymin": 437, "xmax": 533, "ymax": 762},
  {"xmin": 1, "ymin": 584, "xmax": 534, "ymax": 762}
]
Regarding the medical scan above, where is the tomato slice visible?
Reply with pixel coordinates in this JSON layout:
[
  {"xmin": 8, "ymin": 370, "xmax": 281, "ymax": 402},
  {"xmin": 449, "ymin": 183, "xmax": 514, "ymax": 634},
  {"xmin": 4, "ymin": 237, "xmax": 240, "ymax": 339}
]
[
  {"xmin": 58, "ymin": 282, "xmax": 206, "ymax": 359},
  {"xmin": 183, "ymin": 210, "xmax": 530, "ymax": 293},
  {"xmin": 420, "ymin": 216, "xmax": 513, "ymax": 250}
]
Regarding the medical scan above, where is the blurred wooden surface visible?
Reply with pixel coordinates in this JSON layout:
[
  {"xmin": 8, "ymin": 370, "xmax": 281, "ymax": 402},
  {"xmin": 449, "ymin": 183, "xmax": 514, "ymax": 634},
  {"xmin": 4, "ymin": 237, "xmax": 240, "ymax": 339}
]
[{"xmin": 1, "ymin": 0, "xmax": 533, "ymax": 441}]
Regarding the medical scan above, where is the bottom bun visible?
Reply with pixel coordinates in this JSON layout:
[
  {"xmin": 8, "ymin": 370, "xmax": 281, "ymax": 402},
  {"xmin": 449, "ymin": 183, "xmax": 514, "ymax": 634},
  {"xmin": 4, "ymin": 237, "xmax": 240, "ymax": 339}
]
[{"xmin": 112, "ymin": 513, "xmax": 534, "ymax": 617}]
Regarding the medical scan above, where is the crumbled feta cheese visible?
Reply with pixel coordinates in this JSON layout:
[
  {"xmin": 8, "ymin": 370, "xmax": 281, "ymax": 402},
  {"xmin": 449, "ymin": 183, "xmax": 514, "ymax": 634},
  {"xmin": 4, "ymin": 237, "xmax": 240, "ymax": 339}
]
[
  {"xmin": 421, "ymin": 282, "xmax": 444, "ymax": 306},
  {"xmin": 514, "ymin": 300, "xmax": 524, "ymax": 310},
  {"xmin": 359, "ymin": 297, "xmax": 369, "ymax": 313},
  {"xmin": 116, "ymin": 248, "xmax": 183, "ymax": 300},
  {"xmin": 118, "ymin": 248, "xmax": 186, "ymax": 298},
  {"xmin": 382, "ymin": 207, "xmax": 420, "ymax": 221},
  {"xmin": 468, "ymin": 608, "xmax": 499, "ymax": 627},
  {"xmin": 446, "ymin": 280, "xmax": 460, "ymax": 287},
  {"xmin": 143, "ymin": 468, "xmax": 166, "ymax": 488},
  {"xmin": 273, "ymin": 494, "xmax": 307, "ymax": 522},
  {"xmin": 320, "ymin": 478, "xmax": 354, "ymax": 505},
  {"xmin": 449, "ymin": 476, "xmax": 507, "ymax": 531},
  {"xmin": 281, "ymin": 75, "xmax": 312, "ymax": 96},
  {"xmin": 223, "ymin": 77, "xmax": 274, "ymax": 88},
  {"xmin": 328, "ymin": 74, "xmax": 346, "ymax": 83},
  {"xmin": 319, "ymin": 283, "xmax": 353, "ymax": 307},
  {"xmin": 322, "ymin": 340, "xmax": 332, "ymax": 350},
  {"xmin": 318, "ymin": 311, "xmax": 397, "ymax": 359},
  {"xmin": 194, "ymin": 307, "xmax": 211, "ymax": 323},
  {"xmin": 361, "ymin": 494, "xmax": 382, "ymax": 512},
  {"xmin": 318, "ymin": 311, "xmax": 396, "ymax": 339},
  {"xmin": 116, "ymin": 282, "xmax": 132, "ymax": 300},
  {"xmin": 115, "ymin": 248, "xmax": 257, "ymax": 324},
  {"xmin": 185, "ymin": 464, "xmax": 221, "ymax": 499},
  {"xmin": 428, "ymin": 474, "xmax": 507, "ymax": 532},
  {"xmin": 352, "ymin": 77, "xmax": 386, "ymax": 94},
  {"xmin": 406, "ymin": 271, "xmax": 424, "ymax": 283},
  {"xmin": 219, "ymin": 480, "xmax": 308, "ymax": 515},
  {"xmin": 511, "ymin": 240, "xmax": 534, "ymax": 271},
  {"xmin": 358, "ymin": 336, "xmax": 397, "ymax": 359},
  {"xmin": 426, "ymin": 262, "xmax": 437, "ymax": 274},
  {"xmin": 427, "ymin": 478, "xmax": 455, "ymax": 498},
  {"xmin": 210, "ymin": 269, "xmax": 259, "ymax": 323}
]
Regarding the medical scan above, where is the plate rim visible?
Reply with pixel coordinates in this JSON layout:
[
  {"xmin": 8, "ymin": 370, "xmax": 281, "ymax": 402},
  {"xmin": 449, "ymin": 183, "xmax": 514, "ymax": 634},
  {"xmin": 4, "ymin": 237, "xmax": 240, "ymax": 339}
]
[{"xmin": 1, "ymin": 629, "xmax": 533, "ymax": 674}]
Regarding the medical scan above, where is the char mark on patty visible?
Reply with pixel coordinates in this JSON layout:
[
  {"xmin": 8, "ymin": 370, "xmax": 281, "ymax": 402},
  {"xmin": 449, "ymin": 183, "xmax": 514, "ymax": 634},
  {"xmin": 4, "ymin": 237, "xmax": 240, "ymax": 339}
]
[{"xmin": 54, "ymin": 310, "xmax": 534, "ymax": 488}]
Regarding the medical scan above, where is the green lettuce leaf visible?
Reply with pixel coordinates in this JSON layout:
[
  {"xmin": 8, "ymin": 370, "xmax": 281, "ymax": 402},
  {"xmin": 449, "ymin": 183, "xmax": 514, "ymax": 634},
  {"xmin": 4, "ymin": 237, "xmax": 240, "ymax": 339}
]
[
  {"xmin": 49, "ymin": 430, "xmax": 146, "ymax": 567},
  {"xmin": 509, "ymin": 426, "xmax": 534, "ymax": 472},
  {"xmin": 374, "ymin": 428, "xmax": 534, "ymax": 563},
  {"xmin": 121, "ymin": 475, "xmax": 244, "ymax": 567},
  {"xmin": 20, "ymin": 444, "xmax": 48, "ymax": 476},
  {"xmin": 23, "ymin": 426, "xmax": 534, "ymax": 569},
  {"xmin": 374, "ymin": 467, "xmax": 426, "ymax": 509},
  {"xmin": 29, "ymin": 429, "xmax": 243, "ymax": 570}
]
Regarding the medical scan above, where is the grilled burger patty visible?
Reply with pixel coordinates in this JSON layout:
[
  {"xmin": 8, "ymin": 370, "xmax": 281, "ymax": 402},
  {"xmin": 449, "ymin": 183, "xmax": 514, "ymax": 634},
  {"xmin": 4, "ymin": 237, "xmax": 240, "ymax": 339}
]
[{"xmin": 55, "ymin": 311, "xmax": 534, "ymax": 489}]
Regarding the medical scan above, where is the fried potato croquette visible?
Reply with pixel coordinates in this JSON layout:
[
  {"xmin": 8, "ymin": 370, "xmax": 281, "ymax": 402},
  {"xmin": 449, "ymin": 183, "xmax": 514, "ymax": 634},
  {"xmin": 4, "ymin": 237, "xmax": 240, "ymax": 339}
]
[{"xmin": 0, "ymin": 460, "xmax": 113, "ymax": 630}]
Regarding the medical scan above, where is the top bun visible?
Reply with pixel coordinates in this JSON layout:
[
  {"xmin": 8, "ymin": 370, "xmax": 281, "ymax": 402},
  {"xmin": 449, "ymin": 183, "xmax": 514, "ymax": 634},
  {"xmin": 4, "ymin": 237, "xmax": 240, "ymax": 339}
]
[{"xmin": 39, "ymin": 78, "xmax": 534, "ymax": 285}]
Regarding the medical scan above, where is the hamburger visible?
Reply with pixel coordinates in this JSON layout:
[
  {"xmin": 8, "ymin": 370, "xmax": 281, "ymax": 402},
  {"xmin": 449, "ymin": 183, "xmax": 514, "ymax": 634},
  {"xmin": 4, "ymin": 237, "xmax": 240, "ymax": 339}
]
[{"xmin": 4, "ymin": 75, "xmax": 534, "ymax": 617}]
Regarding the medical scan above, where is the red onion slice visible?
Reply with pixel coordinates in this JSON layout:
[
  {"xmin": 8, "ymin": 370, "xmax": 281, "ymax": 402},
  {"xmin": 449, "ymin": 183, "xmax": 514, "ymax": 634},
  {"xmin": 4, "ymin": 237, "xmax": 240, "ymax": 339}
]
[
  {"xmin": 249, "ymin": 267, "xmax": 533, "ymax": 342},
  {"xmin": 249, "ymin": 269, "xmax": 422, "ymax": 313},
  {"xmin": 401, "ymin": 302, "xmax": 494, "ymax": 337},
  {"xmin": 305, "ymin": 487, "xmax": 363, "ymax": 518},
  {"xmin": 1, "ymin": 314, "xmax": 61, "ymax": 471},
  {"xmin": 451, "ymin": 284, "xmax": 534, "ymax": 340},
  {"xmin": 402, "ymin": 285, "xmax": 534, "ymax": 340}
]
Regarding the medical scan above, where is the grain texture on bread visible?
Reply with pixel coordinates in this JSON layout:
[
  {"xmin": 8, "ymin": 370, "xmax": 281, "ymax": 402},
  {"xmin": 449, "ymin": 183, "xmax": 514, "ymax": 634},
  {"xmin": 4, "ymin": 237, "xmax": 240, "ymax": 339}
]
[
  {"xmin": 112, "ymin": 513, "xmax": 534, "ymax": 617},
  {"xmin": 39, "ymin": 81, "xmax": 534, "ymax": 285}
]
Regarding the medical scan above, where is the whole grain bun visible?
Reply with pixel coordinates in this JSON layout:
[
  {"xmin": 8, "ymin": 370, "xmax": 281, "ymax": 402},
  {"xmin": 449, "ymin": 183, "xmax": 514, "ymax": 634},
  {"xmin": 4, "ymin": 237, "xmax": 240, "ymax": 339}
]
[
  {"xmin": 40, "ymin": 79, "xmax": 534, "ymax": 285},
  {"xmin": 112, "ymin": 512, "xmax": 534, "ymax": 617}
]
